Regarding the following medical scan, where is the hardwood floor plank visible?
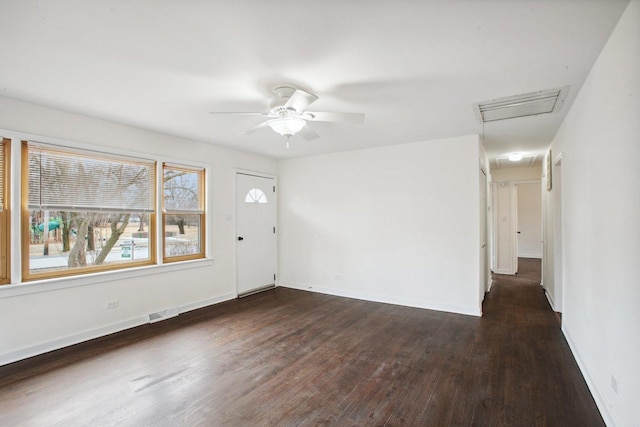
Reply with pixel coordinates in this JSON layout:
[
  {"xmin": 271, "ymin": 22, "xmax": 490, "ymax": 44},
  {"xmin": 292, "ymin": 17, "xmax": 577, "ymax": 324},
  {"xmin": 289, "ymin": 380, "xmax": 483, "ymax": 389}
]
[{"xmin": 0, "ymin": 260, "xmax": 604, "ymax": 426}]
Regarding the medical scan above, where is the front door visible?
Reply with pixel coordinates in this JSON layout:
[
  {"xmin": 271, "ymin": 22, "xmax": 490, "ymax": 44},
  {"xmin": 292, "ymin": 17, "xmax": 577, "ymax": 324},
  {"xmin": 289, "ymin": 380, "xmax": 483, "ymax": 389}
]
[{"xmin": 236, "ymin": 172, "xmax": 276, "ymax": 296}]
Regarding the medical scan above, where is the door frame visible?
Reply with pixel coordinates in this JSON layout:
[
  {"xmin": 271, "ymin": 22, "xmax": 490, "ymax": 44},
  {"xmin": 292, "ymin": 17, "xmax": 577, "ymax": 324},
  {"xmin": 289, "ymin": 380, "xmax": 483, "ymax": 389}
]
[
  {"xmin": 552, "ymin": 153, "xmax": 564, "ymax": 313},
  {"xmin": 480, "ymin": 167, "xmax": 489, "ymax": 296},
  {"xmin": 491, "ymin": 179, "xmax": 541, "ymax": 275},
  {"xmin": 233, "ymin": 169, "xmax": 278, "ymax": 297},
  {"xmin": 490, "ymin": 181, "xmax": 518, "ymax": 275}
]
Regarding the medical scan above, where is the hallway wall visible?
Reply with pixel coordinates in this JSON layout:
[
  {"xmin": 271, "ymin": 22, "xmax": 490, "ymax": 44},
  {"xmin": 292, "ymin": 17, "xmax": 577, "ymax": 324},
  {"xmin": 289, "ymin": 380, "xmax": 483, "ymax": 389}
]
[{"xmin": 547, "ymin": 1, "xmax": 640, "ymax": 425}]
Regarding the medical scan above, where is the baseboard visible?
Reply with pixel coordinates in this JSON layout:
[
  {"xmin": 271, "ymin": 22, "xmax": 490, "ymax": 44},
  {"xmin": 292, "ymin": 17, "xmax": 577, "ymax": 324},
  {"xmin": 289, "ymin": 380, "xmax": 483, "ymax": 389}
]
[
  {"xmin": 0, "ymin": 315, "xmax": 148, "ymax": 367},
  {"xmin": 544, "ymin": 288, "xmax": 557, "ymax": 311},
  {"xmin": 0, "ymin": 292, "xmax": 238, "ymax": 367},
  {"xmin": 178, "ymin": 292, "xmax": 236, "ymax": 314},
  {"xmin": 279, "ymin": 282, "xmax": 481, "ymax": 317},
  {"xmin": 562, "ymin": 326, "xmax": 616, "ymax": 427}
]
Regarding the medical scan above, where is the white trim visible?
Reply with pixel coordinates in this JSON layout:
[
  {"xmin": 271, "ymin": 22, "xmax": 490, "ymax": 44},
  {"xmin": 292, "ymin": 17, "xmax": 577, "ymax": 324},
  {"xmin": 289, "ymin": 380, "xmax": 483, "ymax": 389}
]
[
  {"xmin": 552, "ymin": 155, "xmax": 565, "ymax": 313},
  {"xmin": 0, "ymin": 258, "xmax": 213, "ymax": 299},
  {"xmin": 544, "ymin": 288, "xmax": 557, "ymax": 311},
  {"xmin": 279, "ymin": 282, "xmax": 482, "ymax": 317},
  {"xmin": 0, "ymin": 315, "xmax": 148, "ymax": 367},
  {"xmin": 0, "ymin": 291, "xmax": 237, "ymax": 367},
  {"xmin": 512, "ymin": 179, "xmax": 543, "ymax": 271},
  {"xmin": 178, "ymin": 292, "xmax": 236, "ymax": 314},
  {"xmin": 490, "ymin": 182, "xmax": 497, "ymax": 272},
  {"xmin": 563, "ymin": 325, "xmax": 616, "ymax": 427},
  {"xmin": 234, "ymin": 168, "xmax": 278, "ymax": 180},
  {"xmin": 510, "ymin": 182, "xmax": 518, "ymax": 274}
]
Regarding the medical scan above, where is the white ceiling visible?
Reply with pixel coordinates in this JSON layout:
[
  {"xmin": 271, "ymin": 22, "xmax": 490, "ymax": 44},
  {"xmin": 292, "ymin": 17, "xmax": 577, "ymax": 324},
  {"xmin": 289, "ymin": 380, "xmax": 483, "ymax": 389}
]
[{"xmin": 0, "ymin": 0, "xmax": 629, "ymax": 161}]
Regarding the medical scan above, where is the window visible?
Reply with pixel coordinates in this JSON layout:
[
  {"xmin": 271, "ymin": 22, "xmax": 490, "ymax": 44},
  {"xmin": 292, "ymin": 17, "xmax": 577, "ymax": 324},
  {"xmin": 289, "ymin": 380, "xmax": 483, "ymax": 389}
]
[
  {"xmin": 0, "ymin": 138, "xmax": 10, "ymax": 284},
  {"xmin": 163, "ymin": 164, "xmax": 205, "ymax": 261},
  {"xmin": 23, "ymin": 142, "xmax": 156, "ymax": 279},
  {"xmin": 245, "ymin": 188, "xmax": 267, "ymax": 204}
]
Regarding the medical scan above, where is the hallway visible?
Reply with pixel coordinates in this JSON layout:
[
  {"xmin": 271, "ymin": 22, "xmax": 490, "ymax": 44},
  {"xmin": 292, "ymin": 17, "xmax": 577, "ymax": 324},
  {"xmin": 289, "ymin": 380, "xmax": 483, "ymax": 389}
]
[{"xmin": 482, "ymin": 257, "xmax": 601, "ymax": 424}]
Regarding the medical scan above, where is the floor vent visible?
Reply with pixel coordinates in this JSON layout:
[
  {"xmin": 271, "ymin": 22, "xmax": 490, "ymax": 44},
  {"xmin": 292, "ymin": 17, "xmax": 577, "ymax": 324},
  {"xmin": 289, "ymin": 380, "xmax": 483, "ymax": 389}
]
[{"xmin": 148, "ymin": 307, "xmax": 179, "ymax": 323}]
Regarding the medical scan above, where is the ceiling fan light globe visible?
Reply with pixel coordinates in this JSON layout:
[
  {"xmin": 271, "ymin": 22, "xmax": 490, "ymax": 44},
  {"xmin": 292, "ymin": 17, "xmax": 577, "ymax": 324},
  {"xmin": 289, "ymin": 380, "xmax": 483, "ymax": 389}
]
[{"xmin": 268, "ymin": 117, "xmax": 306, "ymax": 136}]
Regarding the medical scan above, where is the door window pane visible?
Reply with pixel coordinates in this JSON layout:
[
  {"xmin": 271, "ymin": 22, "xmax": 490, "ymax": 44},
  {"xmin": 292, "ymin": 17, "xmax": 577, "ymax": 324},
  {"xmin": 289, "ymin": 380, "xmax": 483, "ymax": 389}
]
[{"xmin": 245, "ymin": 188, "xmax": 267, "ymax": 204}]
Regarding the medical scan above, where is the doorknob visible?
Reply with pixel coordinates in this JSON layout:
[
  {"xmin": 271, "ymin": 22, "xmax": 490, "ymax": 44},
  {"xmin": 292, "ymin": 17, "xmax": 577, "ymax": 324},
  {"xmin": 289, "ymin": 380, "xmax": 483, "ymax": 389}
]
[{"xmin": 237, "ymin": 236, "xmax": 244, "ymax": 241}]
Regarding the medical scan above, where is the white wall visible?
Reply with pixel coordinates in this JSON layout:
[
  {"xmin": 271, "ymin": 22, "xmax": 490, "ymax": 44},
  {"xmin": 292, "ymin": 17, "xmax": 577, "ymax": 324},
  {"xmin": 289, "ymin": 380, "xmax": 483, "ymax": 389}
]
[
  {"xmin": 0, "ymin": 96, "xmax": 277, "ymax": 365},
  {"xmin": 491, "ymin": 166, "xmax": 542, "ymax": 182},
  {"xmin": 546, "ymin": 1, "xmax": 640, "ymax": 425},
  {"xmin": 277, "ymin": 135, "xmax": 483, "ymax": 316}
]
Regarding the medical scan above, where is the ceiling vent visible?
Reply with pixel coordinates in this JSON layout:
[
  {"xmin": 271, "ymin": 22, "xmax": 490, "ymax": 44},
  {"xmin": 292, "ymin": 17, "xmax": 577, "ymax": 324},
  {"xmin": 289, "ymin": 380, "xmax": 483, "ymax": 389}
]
[{"xmin": 473, "ymin": 86, "xmax": 570, "ymax": 123}]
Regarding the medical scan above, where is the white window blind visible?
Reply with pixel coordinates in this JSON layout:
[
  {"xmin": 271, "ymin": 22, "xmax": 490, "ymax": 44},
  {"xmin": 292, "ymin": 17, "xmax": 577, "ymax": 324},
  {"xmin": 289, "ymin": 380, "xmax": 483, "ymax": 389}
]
[
  {"xmin": 163, "ymin": 164, "xmax": 204, "ymax": 214},
  {"xmin": 28, "ymin": 143, "xmax": 156, "ymax": 212}
]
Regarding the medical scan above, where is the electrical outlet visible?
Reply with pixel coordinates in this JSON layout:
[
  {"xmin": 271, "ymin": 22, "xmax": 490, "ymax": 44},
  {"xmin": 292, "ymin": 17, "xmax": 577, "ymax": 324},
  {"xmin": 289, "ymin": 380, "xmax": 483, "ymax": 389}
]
[
  {"xmin": 334, "ymin": 274, "xmax": 342, "ymax": 281},
  {"xmin": 105, "ymin": 299, "xmax": 119, "ymax": 310},
  {"xmin": 611, "ymin": 375, "xmax": 618, "ymax": 394}
]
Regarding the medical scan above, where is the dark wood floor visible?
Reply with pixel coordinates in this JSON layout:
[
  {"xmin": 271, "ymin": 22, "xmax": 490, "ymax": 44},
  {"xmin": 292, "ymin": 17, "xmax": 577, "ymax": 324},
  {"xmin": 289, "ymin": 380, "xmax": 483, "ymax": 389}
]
[{"xmin": 0, "ymin": 260, "xmax": 603, "ymax": 426}]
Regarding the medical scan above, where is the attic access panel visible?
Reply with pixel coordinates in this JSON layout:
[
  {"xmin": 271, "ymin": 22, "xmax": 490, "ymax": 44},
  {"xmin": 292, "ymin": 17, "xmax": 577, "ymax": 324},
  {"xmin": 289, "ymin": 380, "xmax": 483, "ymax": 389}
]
[{"xmin": 473, "ymin": 86, "xmax": 570, "ymax": 123}]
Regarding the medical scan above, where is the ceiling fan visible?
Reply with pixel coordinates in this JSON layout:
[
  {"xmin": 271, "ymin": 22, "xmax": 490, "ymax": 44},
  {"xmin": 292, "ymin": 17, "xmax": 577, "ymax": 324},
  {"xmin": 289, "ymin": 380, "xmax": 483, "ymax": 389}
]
[{"xmin": 209, "ymin": 86, "xmax": 364, "ymax": 147}]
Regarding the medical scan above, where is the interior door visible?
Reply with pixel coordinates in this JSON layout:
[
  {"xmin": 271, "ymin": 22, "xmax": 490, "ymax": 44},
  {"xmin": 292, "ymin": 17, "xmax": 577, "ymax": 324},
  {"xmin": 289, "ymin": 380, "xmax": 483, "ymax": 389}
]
[
  {"xmin": 480, "ymin": 168, "xmax": 488, "ymax": 295},
  {"xmin": 236, "ymin": 173, "xmax": 276, "ymax": 296},
  {"xmin": 513, "ymin": 184, "xmax": 519, "ymax": 274}
]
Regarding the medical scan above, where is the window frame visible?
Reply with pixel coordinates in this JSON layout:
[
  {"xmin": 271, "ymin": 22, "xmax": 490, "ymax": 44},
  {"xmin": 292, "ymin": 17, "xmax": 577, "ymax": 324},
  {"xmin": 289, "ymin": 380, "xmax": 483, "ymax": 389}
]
[
  {"xmin": 0, "ymin": 138, "xmax": 10, "ymax": 285},
  {"xmin": 21, "ymin": 141, "xmax": 157, "ymax": 281},
  {"xmin": 162, "ymin": 163, "xmax": 206, "ymax": 263}
]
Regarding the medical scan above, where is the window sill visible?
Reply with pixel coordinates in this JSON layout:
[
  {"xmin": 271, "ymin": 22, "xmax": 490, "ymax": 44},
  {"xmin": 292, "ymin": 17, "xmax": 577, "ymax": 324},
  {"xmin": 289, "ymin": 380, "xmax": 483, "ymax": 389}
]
[{"xmin": 0, "ymin": 258, "xmax": 214, "ymax": 299}]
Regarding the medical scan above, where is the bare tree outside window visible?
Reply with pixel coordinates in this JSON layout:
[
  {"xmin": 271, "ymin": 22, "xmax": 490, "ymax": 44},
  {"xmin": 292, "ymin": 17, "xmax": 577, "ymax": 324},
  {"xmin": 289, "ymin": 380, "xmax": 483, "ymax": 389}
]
[
  {"xmin": 163, "ymin": 165, "xmax": 205, "ymax": 260},
  {"xmin": 25, "ymin": 143, "xmax": 155, "ymax": 278}
]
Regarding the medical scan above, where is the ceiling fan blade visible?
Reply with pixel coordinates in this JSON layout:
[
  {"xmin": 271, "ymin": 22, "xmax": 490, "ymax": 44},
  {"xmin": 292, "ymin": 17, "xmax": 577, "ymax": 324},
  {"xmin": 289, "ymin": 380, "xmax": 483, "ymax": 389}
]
[
  {"xmin": 299, "ymin": 124, "xmax": 320, "ymax": 141},
  {"xmin": 209, "ymin": 112, "xmax": 270, "ymax": 116},
  {"xmin": 241, "ymin": 121, "xmax": 271, "ymax": 135},
  {"xmin": 284, "ymin": 89, "xmax": 319, "ymax": 113},
  {"xmin": 302, "ymin": 111, "xmax": 365, "ymax": 123}
]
